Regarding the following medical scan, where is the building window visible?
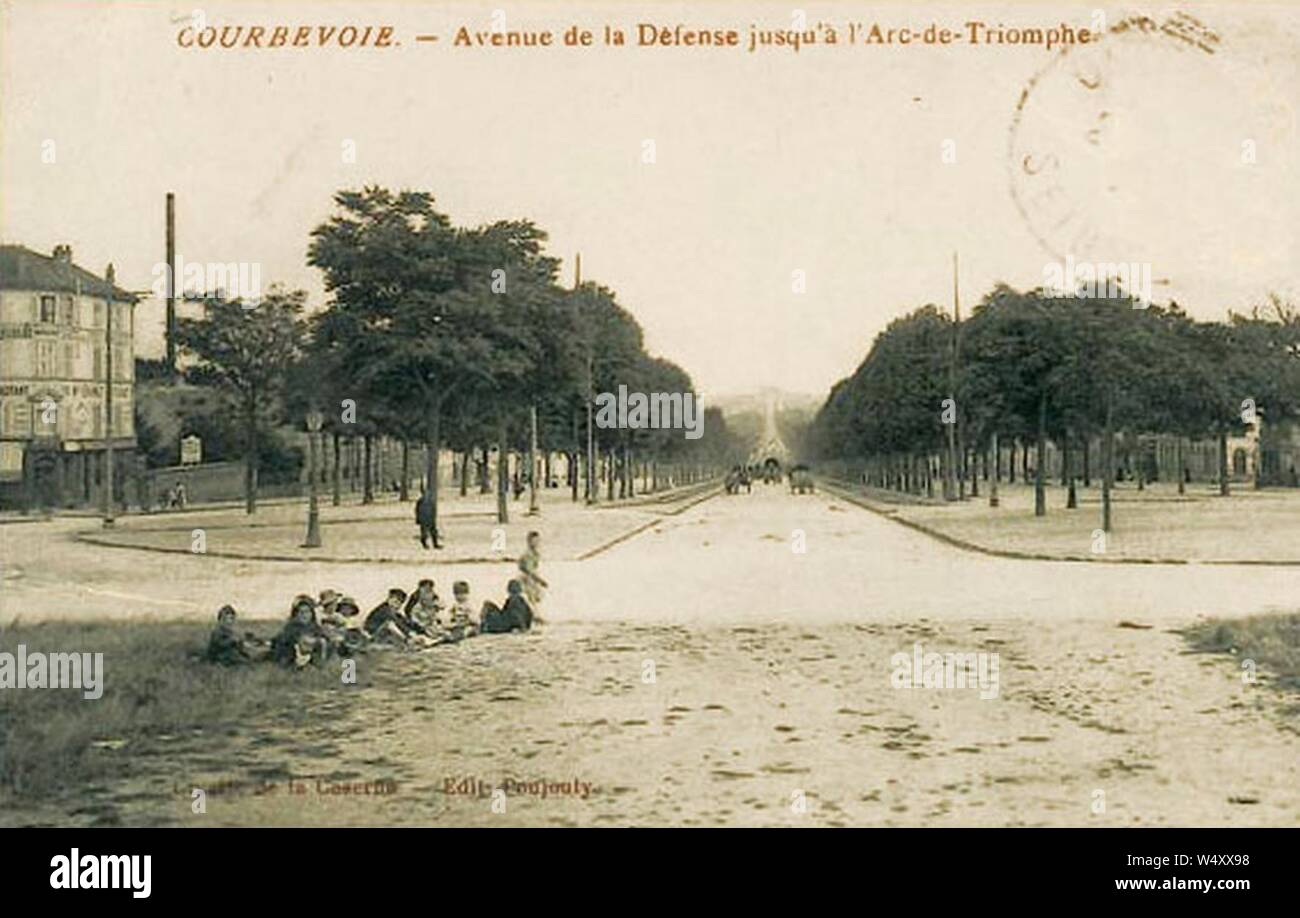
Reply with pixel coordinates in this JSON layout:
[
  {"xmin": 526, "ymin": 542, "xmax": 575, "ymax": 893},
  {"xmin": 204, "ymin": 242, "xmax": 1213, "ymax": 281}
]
[
  {"xmin": 60, "ymin": 295, "xmax": 75, "ymax": 325},
  {"xmin": 39, "ymin": 295, "xmax": 56, "ymax": 324},
  {"xmin": 36, "ymin": 342, "xmax": 57, "ymax": 378}
]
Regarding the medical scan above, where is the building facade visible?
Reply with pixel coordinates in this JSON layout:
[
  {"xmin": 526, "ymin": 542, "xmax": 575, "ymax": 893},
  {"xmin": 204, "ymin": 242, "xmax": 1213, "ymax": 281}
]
[{"xmin": 0, "ymin": 244, "xmax": 137, "ymax": 509}]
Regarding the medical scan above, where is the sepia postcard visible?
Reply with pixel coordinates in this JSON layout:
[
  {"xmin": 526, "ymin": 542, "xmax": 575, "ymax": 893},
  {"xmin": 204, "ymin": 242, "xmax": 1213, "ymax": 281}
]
[{"xmin": 0, "ymin": 0, "xmax": 1297, "ymax": 897}]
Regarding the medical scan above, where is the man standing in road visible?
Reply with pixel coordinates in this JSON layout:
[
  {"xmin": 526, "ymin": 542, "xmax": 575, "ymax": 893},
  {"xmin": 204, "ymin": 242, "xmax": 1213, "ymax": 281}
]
[{"xmin": 415, "ymin": 487, "xmax": 439, "ymax": 549}]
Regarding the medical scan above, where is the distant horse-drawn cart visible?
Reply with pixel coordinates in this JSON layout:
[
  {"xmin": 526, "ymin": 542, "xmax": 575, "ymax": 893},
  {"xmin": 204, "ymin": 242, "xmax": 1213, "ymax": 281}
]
[
  {"xmin": 788, "ymin": 464, "xmax": 814, "ymax": 494},
  {"xmin": 724, "ymin": 467, "xmax": 752, "ymax": 494}
]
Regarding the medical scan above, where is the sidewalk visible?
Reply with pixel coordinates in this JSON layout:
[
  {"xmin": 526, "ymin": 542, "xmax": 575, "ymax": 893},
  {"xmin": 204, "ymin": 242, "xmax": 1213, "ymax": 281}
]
[
  {"xmin": 74, "ymin": 480, "xmax": 722, "ymax": 563},
  {"xmin": 821, "ymin": 476, "xmax": 1300, "ymax": 565}
]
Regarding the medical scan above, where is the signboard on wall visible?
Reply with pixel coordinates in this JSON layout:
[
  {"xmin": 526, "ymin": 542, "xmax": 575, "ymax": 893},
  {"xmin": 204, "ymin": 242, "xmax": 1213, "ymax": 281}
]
[{"xmin": 180, "ymin": 435, "xmax": 202, "ymax": 465}]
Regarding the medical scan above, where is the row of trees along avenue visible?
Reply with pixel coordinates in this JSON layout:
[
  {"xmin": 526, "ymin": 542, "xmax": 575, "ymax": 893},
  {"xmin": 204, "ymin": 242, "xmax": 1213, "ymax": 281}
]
[
  {"xmin": 174, "ymin": 187, "xmax": 743, "ymax": 542},
  {"xmin": 809, "ymin": 283, "xmax": 1300, "ymax": 530}
]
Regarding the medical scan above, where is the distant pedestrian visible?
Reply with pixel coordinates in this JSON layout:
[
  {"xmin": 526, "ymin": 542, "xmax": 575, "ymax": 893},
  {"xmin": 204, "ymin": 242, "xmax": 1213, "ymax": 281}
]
[{"xmin": 415, "ymin": 489, "xmax": 439, "ymax": 549}]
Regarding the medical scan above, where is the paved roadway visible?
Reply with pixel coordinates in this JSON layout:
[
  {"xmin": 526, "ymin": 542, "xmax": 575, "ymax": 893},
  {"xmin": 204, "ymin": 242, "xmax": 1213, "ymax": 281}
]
[
  {"xmin": 3, "ymin": 482, "xmax": 1298, "ymax": 826},
  {"xmin": 562, "ymin": 483, "xmax": 1300, "ymax": 626}
]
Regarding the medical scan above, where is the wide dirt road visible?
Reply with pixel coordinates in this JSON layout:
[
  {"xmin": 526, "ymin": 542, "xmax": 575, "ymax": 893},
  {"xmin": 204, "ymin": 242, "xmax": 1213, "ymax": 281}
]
[{"xmin": 12, "ymin": 485, "xmax": 1300, "ymax": 826}]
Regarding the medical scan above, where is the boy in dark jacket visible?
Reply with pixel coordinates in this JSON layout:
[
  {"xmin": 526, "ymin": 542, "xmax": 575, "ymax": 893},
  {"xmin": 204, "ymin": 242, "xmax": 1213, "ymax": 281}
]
[
  {"xmin": 365, "ymin": 588, "xmax": 412, "ymax": 644},
  {"xmin": 480, "ymin": 579, "xmax": 534, "ymax": 634}
]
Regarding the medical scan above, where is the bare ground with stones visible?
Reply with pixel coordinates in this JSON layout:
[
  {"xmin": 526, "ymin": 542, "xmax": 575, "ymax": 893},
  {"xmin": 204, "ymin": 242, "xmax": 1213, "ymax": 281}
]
[{"xmin": 3, "ymin": 485, "xmax": 1298, "ymax": 827}]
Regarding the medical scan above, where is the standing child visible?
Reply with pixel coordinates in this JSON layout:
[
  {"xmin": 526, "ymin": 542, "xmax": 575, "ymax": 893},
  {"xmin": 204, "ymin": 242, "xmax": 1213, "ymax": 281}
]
[{"xmin": 518, "ymin": 531, "xmax": 548, "ymax": 613}]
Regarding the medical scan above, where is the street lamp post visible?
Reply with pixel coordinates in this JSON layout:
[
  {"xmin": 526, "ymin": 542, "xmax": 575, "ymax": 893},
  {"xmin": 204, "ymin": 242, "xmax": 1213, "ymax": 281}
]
[
  {"xmin": 102, "ymin": 266, "xmax": 117, "ymax": 529},
  {"xmin": 303, "ymin": 409, "xmax": 323, "ymax": 548},
  {"xmin": 527, "ymin": 402, "xmax": 540, "ymax": 516}
]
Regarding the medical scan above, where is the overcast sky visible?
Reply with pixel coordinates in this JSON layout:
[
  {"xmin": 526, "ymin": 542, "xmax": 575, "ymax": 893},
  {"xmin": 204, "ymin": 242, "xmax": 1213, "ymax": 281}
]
[{"xmin": 3, "ymin": 1, "xmax": 1296, "ymax": 398}]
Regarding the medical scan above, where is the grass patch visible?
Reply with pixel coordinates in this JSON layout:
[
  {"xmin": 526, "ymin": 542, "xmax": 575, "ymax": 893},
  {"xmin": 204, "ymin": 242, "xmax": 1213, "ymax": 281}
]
[
  {"xmin": 0, "ymin": 619, "xmax": 350, "ymax": 803},
  {"xmin": 1185, "ymin": 612, "xmax": 1300, "ymax": 697}
]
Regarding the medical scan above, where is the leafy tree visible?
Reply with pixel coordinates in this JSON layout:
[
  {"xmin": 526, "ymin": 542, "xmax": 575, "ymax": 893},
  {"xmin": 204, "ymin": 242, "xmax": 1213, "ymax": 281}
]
[{"xmin": 174, "ymin": 288, "xmax": 307, "ymax": 513}]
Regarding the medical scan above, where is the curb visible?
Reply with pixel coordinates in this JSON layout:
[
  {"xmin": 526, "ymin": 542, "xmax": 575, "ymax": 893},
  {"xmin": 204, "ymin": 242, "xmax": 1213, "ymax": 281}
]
[
  {"xmin": 70, "ymin": 532, "xmax": 517, "ymax": 565},
  {"xmin": 818, "ymin": 480, "xmax": 1300, "ymax": 568},
  {"xmin": 576, "ymin": 486, "xmax": 723, "ymax": 560},
  {"xmin": 72, "ymin": 485, "xmax": 724, "ymax": 566}
]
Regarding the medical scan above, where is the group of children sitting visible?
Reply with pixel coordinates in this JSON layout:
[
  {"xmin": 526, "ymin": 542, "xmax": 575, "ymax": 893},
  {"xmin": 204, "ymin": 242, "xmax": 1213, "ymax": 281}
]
[
  {"xmin": 206, "ymin": 532, "xmax": 549, "ymax": 670},
  {"xmin": 204, "ymin": 577, "xmax": 538, "ymax": 670}
]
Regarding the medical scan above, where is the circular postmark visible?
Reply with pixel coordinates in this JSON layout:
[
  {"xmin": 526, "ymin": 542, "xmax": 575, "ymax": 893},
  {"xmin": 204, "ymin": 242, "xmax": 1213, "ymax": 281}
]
[{"xmin": 1008, "ymin": 10, "xmax": 1297, "ymax": 297}]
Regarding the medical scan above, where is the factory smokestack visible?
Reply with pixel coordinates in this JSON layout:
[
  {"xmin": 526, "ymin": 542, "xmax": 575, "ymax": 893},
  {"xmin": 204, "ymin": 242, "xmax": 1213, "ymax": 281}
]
[{"xmin": 166, "ymin": 191, "xmax": 176, "ymax": 378}]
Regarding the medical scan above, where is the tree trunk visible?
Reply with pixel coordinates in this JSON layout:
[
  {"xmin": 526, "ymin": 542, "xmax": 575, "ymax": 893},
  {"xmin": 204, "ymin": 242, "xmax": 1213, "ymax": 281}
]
[
  {"xmin": 332, "ymin": 432, "xmax": 341, "ymax": 506},
  {"xmin": 571, "ymin": 409, "xmax": 580, "ymax": 502},
  {"xmin": 993, "ymin": 437, "xmax": 1002, "ymax": 483},
  {"xmin": 1177, "ymin": 437, "xmax": 1185, "ymax": 496},
  {"xmin": 244, "ymin": 397, "xmax": 258, "ymax": 515},
  {"xmin": 497, "ymin": 428, "xmax": 510, "ymax": 524},
  {"xmin": 362, "ymin": 434, "xmax": 374, "ymax": 504},
  {"xmin": 1064, "ymin": 433, "xmax": 1077, "ymax": 508},
  {"xmin": 425, "ymin": 409, "xmax": 442, "ymax": 548},
  {"xmin": 1034, "ymin": 392, "xmax": 1047, "ymax": 517},
  {"xmin": 1102, "ymin": 390, "xmax": 1114, "ymax": 532},
  {"xmin": 1216, "ymin": 431, "xmax": 1227, "ymax": 494},
  {"xmin": 479, "ymin": 446, "xmax": 491, "ymax": 494},
  {"xmin": 399, "ymin": 440, "xmax": 410, "ymax": 502},
  {"xmin": 460, "ymin": 450, "xmax": 470, "ymax": 497},
  {"xmin": 528, "ymin": 403, "xmax": 539, "ymax": 515}
]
